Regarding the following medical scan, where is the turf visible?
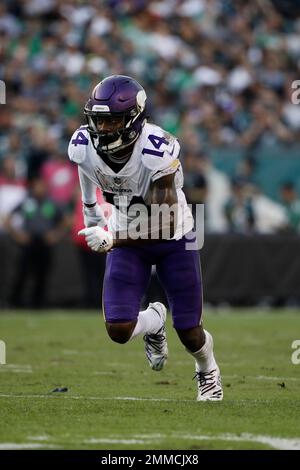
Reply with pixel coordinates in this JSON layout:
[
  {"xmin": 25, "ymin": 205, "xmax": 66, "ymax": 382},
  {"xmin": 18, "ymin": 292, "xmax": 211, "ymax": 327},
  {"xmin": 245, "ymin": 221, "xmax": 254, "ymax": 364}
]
[{"xmin": 0, "ymin": 309, "xmax": 300, "ymax": 450}]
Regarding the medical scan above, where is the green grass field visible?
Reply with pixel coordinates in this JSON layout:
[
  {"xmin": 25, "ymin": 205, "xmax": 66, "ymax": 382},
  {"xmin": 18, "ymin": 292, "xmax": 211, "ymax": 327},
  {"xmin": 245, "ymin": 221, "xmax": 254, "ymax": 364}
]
[{"xmin": 0, "ymin": 309, "xmax": 300, "ymax": 450}]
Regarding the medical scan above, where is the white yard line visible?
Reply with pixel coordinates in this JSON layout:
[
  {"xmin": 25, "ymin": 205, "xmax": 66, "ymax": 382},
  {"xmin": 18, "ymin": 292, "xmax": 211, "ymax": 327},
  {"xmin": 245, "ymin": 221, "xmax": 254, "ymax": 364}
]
[
  {"xmin": 1, "ymin": 364, "xmax": 32, "ymax": 369},
  {"xmin": 81, "ymin": 433, "xmax": 300, "ymax": 450},
  {"xmin": 0, "ymin": 443, "xmax": 55, "ymax": 449},
  {"xmin": 0, "ymin": 393, "xmax": 297, "ymax": 404},
  {"xmin": 0, "ymin": 364, "xmax": 32, "ymax": 373},
  {"xmin": 1, "ymin": 432, "xmax": 298, "ymax": 450},
  {"xmin": 85, "ymin": 433, "xmax": 300, "ymax": 450},
  {"xmin": 27, "ymin": 436, "xmax": 49, "ymax": 441},
  {"xmin": 0, "ymin": 393, "xmax": 192, "ymax": 403},
  {"xmin": 254, "ymin": 375, "xmax": 300, "ymax": 382},
  {"xmin": 85, "ymin": 438, "xmax": 147, "ymax": 445},
  {"xmin": 113, "ymin": 396, "xmax": 183, "ymax": 402},
  {"xmin": 133, "ymin": 434, "xmax": 165, "ymax": 439},
  {"xmin": 0, "ymin": 369, "xmax": 32, "ymax": 373},
  {"xmin": 177, "ymin": 433, "xmax": 300, "ymax": 450},
  {"xmin": 0, "ymin": 393, "xmax": 298, "ymax": 407},
  {"xmin": 223, "ymin": 374, "xmax": 300, "ymax": 382}
]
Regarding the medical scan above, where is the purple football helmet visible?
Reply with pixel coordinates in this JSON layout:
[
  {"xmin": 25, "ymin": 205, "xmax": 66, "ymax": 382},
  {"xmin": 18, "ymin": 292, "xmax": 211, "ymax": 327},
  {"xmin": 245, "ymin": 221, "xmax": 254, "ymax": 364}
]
[{"xmin": 84, "ymin": 75, "xmax": 147, "ymax": 162}]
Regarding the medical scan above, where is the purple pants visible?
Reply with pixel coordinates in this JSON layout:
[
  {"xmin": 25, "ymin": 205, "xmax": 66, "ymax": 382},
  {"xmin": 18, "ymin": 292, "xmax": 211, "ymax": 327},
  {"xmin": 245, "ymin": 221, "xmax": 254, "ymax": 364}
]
[{"xmin": 102, "ymin": 234, "xmax": 202, "ymax": 330}]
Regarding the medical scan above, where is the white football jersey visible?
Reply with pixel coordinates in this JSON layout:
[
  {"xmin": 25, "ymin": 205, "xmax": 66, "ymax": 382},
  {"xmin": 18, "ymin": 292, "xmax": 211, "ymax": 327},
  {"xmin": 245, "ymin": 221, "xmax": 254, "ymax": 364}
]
[{"xmin": 68, "ymin": 122, "xmax": 194, "ymax": 240}]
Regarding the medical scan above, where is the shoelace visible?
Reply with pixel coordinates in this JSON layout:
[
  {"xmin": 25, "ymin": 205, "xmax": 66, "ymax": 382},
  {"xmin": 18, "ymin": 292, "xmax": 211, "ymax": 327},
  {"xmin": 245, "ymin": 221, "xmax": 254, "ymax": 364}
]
[
  {"xmin": 144, "ymin": 329, "xmax": 166, "ymax": 354},
  {"xmin": 193, "ymin": 370, "xmax": 216, "ymax": 387},
  {"xmin": 193, "ymin": 370, "xmax": 223, "ymax": 399}
]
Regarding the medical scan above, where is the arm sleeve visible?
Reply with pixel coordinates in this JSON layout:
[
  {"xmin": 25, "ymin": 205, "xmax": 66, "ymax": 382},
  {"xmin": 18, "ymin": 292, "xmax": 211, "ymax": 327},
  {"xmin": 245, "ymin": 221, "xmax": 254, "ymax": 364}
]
[{"xmin": 78, "ymin": 167, "xmax": 97, "ymax": 205}]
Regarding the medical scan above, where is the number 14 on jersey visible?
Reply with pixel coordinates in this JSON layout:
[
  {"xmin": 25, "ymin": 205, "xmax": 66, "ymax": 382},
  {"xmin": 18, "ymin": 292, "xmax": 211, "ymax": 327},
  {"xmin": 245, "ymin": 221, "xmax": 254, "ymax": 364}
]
[{"xmin": 142, "ymin": 134, "xmax": 168, "ymax": 158}]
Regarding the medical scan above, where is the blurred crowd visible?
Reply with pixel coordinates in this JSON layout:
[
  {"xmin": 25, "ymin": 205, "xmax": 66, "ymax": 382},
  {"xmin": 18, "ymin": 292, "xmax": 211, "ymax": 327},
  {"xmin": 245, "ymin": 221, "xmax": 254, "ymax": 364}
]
[
  {"xmin": 1, "ymin": 0, "xmax": 300, "ymax": 231},
  {"xmin": 1, "ymin": 0, "xmax": 300, "ymax": 307}
]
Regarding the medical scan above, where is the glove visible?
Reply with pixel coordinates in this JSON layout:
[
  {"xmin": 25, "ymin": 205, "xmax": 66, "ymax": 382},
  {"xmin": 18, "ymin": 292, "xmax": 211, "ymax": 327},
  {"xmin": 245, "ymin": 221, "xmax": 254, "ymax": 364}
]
[
  {"xmin": 83, "ymin": 203, "xmax": 107, "ymax": 228},
  {"xmin": 78, "ymin": 226, "xmax": 114, "ymax": 253}
]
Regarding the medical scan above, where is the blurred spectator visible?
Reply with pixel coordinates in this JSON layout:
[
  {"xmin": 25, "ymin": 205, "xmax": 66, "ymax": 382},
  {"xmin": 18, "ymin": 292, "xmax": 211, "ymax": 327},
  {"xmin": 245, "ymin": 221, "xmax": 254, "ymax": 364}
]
[
  {"xmin": 1, "ymin": 0, "xmax": 300, "ymax": 158},
  {"xmin": 0, "ymin": 156, "xmax": 27, "ymax": 232},
  {"xmin": 224, "ymin": 177, "xmax": 255, "ymax": 234},
  {"xmin": 280, "ymin": 182, "xmax": 300, "ymax": 233},
  {"xmin": 26, "ymin": 128, "xmax": 53, "ymax": 181},
  {"xmin": 41, "ymin": 149, "xmax": 78, "ymax": 212},
  {"xmin": 184, "ymin": 151, "xmax": 208, "ymax": 204},
  {"xmin": 1, "ymin": 0, "xmax": 300, "ymax": 311},
  {"xmin": 236, "ymin": 156, "xmax": 257, "ymax": 186},
  {"xmin": 194, "ymin": 152, "xmax": 231, "ymax": 233},
  {"xmin": 183, "ymin": 150, "xmax": 208, "ymax": 224},
  {"xmin": 252, "ymin": 190, "xmax": 288, "ymax": 234},
  {"xmin": 271, "ymin": 0, "xmax": 300, "ymax": 18},
  {"xmin": 1, "ymin": 0, "xmax": 300, "ymax": 242},
  {"xmin": 70, "ymin": 188, "xmax": 109, "ymax": 308},
  {"xmin": 5, "ymin": 177, "xmax": 68, "ymax": 308}
]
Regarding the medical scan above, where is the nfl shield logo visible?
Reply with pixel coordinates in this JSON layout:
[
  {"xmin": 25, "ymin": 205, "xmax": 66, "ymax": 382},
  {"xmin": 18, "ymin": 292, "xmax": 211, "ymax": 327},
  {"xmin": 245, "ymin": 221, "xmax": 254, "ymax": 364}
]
[{"xmin": 114, "ymin": 177, "xmax": 122, "ymax": 186}]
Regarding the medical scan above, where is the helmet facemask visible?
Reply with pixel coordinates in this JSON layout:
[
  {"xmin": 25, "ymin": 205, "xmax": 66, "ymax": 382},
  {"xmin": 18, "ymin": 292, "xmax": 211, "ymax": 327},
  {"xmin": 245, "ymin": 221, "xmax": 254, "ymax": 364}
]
[{"xmin": 86, "ymin": 113, "xmax": 126, "ymax": 151}]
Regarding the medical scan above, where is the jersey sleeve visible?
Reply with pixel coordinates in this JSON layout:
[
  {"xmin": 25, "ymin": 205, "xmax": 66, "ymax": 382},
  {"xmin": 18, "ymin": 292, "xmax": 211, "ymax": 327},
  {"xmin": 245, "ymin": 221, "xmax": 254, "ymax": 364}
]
[
  {"xmin": 78, "ymin": 167, "xmax": 97, "ymax": 205},
  {"xmin": 68, "ymin": 127, "xmax": 90, "ymax": 164},
  {"xmin": 141, "ymin": 127, "xmax": 181, "ymax": 182}
]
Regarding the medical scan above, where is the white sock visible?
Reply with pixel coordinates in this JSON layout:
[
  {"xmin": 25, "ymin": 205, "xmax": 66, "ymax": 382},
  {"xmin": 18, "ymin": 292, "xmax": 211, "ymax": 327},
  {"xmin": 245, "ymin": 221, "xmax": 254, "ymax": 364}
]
[
  {"xmin": 129, "ymin": 307, "xmax": 162, "ymax": 341},
  {"xmin": 186, "ymin": 329, "xmax": 217, "ymax": 372}
]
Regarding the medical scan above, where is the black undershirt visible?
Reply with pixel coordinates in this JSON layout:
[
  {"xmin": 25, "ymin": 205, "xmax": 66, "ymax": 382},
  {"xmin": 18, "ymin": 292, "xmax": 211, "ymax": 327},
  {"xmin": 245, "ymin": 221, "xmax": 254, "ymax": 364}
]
[
  {"xmin": 98, "ymin": 151, "xmax": 129, "ymax": 173},
  {"xmin": 97, "ymin": 142, "xmax": 136, "ymax": 174}
]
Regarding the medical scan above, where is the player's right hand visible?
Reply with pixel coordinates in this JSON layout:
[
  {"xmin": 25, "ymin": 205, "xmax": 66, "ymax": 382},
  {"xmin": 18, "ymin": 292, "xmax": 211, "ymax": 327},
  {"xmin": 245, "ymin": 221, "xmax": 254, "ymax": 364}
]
[
  {"xmin": 78, "ymin": 226, "xmax": 113, "ymax": 253},
  {"xmin": 83, "ymin": 203, "xmax": 107, "ymax": 228}
]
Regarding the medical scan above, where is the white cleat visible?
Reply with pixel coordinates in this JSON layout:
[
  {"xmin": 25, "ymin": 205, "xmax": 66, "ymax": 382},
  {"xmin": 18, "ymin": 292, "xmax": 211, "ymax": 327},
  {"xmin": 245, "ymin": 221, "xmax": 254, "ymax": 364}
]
[
  {"xmin": 194, "ymin": 365, "xmax": 223, "ymax": 401},
  {"xmin": 143, "ymin": 302, "xmax": 168, "ymax": 371}
]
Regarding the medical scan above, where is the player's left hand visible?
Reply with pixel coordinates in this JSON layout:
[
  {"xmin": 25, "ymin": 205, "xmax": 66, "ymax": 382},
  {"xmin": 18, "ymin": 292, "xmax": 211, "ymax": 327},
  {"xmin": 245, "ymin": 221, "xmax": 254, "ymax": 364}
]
[{"xmin": 78, "ymin": 226, "xmax": 114, "ymax": 253}]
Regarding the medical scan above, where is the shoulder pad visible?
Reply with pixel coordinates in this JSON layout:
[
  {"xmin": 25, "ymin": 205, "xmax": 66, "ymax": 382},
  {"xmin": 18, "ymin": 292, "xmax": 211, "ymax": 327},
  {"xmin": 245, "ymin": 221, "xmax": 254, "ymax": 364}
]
[
  {"xmin": 141, "ymin": 124, "xmax": 180, "ymax": 172},
  {"xmin": 68, "ymin": 127, "xmax": 90, "ymax": 164}
]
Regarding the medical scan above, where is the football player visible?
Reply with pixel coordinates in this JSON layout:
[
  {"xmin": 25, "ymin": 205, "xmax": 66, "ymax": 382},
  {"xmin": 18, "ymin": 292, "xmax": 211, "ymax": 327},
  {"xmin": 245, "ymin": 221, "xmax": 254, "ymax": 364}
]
[{"xmin": 69, "ymin": 75, "xmax": 223, "ymax": 401}]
